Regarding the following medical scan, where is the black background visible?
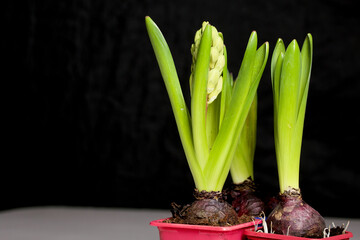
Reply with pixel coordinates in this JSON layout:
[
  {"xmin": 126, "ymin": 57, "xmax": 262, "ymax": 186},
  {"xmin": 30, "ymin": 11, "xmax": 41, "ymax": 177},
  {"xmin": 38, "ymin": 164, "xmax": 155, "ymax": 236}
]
[{"xmin": 3, "ymin": 0, "xmax": 360, "ymax": 218}]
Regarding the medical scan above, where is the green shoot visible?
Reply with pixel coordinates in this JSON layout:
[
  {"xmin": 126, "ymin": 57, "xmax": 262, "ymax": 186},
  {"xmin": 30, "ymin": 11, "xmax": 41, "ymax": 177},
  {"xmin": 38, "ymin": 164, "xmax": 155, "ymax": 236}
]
[{"xmin": 271, "ymin": 34, "xmax": 313, "ymax": 193}]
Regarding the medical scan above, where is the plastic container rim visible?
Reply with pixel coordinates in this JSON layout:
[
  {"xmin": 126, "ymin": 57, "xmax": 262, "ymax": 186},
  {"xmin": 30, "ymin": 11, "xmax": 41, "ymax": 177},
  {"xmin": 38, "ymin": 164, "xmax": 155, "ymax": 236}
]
[
  {"xmin": 244, "ymin": 228, "xmax": 353, "ymax": 240},
  {"xmin": 150, "ymin": 218, "xmax": 261, "ymax": 232}
]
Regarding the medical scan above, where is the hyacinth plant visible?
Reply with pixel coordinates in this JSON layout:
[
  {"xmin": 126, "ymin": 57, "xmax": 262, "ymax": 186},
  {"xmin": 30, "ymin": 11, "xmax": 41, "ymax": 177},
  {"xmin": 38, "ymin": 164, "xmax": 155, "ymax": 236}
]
[
  {"xmin": 271, "ymin": 35, "xmax": 313, "ymax": 194},
  {"xmin": 146, "ymin": 16, "xmax": 268, "ymax": 225},
  {"xmin": 266, "ymin": 34, "xmax": 326, "ymax": 238}
]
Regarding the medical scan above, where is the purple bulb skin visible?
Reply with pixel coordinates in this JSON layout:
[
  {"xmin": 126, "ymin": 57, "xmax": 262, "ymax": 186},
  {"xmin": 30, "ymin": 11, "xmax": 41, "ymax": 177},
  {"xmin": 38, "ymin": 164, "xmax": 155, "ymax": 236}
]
[
  {"xmin": 227, "ymin": 178, "xmax": 265, "ymax": 217},
  {"xmin": 267, "ymin": 189, "xmax": 325, "ymax": 238}
]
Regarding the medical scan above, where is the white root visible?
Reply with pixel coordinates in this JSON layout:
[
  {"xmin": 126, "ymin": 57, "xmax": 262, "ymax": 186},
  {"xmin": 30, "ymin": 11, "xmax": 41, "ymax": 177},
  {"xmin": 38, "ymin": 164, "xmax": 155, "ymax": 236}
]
[
  {"xmin": 324, "ymin": 220, "xmax": 350, "ymax": 237},
  {"xmin": 286, "ymin": 225, "xmax": 291, "ymax": 236},
  {"xmin": 343, "ymin": 221, "xmax": 350, "ymax": 234},
  {"xmin": 253, "ymin": 219, "xmax": 258, "ymax": 232},
  {"xmin": 254, "ymin": 212, "xmax": 278, "ymax": 235},
  {"xmin": 323, "ymin": 226, "xmax": 330, "ymax": 238},
  {"xmin": 323, "ymin": 228, "xmax": 328, "ymax": 238},
  {"xmin": 259, "ymin": 211, "xmax": 268, "ymax": 233}
]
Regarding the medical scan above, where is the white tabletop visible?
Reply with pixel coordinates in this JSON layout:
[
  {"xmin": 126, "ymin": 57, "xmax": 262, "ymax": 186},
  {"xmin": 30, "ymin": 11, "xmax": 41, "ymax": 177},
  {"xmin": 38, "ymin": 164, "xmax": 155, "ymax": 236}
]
[{"xmin": 0, "ymin": 206, "xmax": 358, "ymax": 240}]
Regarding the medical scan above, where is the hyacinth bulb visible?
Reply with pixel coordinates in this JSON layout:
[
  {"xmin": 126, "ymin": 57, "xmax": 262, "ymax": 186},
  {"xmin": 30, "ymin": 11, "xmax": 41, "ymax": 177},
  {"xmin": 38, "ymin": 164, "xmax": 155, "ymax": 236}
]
[
  {"xmin": 169, "ymin": 189, "xmax": 240, "ymax": 226},
  {"xmin": 228, "ymin": 180, "xmax": 264, "ymax": 217},
  {"xmin": 266, "ymin": 189, "xmax": 325, "ymax": 238}
]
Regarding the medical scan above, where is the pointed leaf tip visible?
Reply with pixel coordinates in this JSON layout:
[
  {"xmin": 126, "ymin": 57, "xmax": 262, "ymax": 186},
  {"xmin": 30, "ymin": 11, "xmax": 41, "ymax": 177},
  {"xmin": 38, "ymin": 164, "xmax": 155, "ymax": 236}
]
[
  {"xmin": 250, "ymin": 31, "xmax": 258, "ymax": 39},
  {"xmin": 145, "ymin": 16, "xmax": 152, "ymax": 23},
  {"xmin": 288, "ymin": 39, "xmax": 301, "ymax": 54}
]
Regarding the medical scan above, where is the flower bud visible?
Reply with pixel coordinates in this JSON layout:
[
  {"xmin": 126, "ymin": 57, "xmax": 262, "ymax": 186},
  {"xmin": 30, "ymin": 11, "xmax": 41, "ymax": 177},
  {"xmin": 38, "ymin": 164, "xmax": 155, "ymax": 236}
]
[
  {"xmin": 208, "ymin": 68, "xmax": 221, "ymax": 93},
  {"xmin": 208, "ymin": 76, "xmax": 223, "ymax": 104},
  {"xmin": 190, "ymin": 22, "xmax": 225, "ymax": 104},
  {"xmin": 210, "ymin": 47, "xmax": 219, "ymax": 69}
]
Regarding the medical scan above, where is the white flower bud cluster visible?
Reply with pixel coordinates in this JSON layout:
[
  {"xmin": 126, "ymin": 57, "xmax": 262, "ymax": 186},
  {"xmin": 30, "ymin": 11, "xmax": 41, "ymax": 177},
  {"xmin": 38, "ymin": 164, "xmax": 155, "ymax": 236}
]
[{"xmin": 190, "ymin": 22, "xmax": 225, "ymax": 104}]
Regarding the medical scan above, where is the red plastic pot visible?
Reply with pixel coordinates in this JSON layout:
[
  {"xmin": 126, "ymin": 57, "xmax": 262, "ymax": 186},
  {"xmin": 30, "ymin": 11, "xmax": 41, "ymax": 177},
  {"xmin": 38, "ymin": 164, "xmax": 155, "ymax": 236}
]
[
  {"xmin": 150, "ymin": 218, "xmax": 260, "ymax": 240},
  {"xmin": 244, "ymin": 229, "xmax": 353, "ymax": 240}
]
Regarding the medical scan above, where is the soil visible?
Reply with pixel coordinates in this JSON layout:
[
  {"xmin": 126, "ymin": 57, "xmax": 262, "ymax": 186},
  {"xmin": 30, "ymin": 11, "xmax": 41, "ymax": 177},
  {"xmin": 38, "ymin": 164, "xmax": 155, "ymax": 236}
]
[
  {"xmin": 165, "ymin": 189, "xmax": 252, "ymax": 226},
  {"xmin": 324, "ymin": 225, "xmax": 348, "ymax": 237},
  {"xmin": 225, "ymin": 178, "xmax": 264, "ymax": 217},
  {"xmin": 330, "ymin": 227, "xmax": 346, "ymax": 236}
]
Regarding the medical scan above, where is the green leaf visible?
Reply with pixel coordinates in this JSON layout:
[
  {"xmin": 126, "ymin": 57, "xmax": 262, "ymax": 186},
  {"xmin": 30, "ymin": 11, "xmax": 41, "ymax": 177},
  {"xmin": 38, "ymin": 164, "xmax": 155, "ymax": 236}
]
[
  {"xmin": 276, "ymin": 40, "xmax": 301, "ymax": 191},
  {"xmin": 230, "ymin": 95, "xmax": 257, "ymax": 184},
  {"xmin": 202, "ymin": 31, "xmax": 269, "ymax": 191},
  {"xmin": 191, "ymin": 24, "xmax": 212, "ymax": 170},
  {"xmin": 271, "ymin": 39, "xmax": 285, "ymax": 86},
  {"xmin": 206, "ymin": 96, "xmax": 220, "ymax": 151},
  {"xmin": 288, "ymin": 34, "xmax": 313, "ymax": 191},
  {"xmin": 145, "ymin": 17, "xmax": 205, "ymax": 189},
  {"xmin": 271, "ymin": 39, "xmax": 285, "ymax": 112},
  {"xmin": 219, "ymin": 46, "xmax": 231, "ymax": 128},
  {"xmin": 214, "ymin": 41, "xmax": 269, "ymax": 190},
  {"xmin": 272, "ymin": 51, "xmax": 285, "ymax": 177},
  {"xmin": 278, "ymin": 40, "xmax": 301, "ymax": 128},
  {"xmin": 298, "ymin": 34, "xmax": 313, "ymax": 112}
]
